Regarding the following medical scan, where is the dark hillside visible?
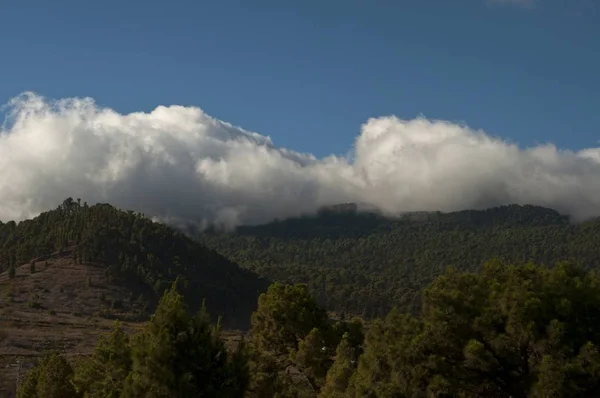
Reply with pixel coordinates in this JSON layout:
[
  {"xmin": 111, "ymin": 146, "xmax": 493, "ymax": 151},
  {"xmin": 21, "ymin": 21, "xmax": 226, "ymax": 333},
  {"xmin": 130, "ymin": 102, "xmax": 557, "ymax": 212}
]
[
  {"xmin": 199, "ymin": 204, "xmax": 600, "ymax": 319},
  {"xmin": 0, "ymin": 198, "xmax": 268, "ymax": 329}
]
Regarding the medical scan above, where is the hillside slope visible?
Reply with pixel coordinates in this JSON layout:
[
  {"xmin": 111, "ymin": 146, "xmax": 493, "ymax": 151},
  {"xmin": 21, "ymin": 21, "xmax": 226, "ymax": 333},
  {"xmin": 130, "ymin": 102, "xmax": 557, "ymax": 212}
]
[
  {"xmin": 0, "ymin": 249, "xmax": 248, "ymax": 396},
  {"xmin": 0, "ymin": 252, "xmax": 146, "ymax": 391},
  {"xmin": 198, "ymin": 204, "xmax": 600, "ymax": 319},
  {"xmin": 0, "ymin": 198, "xmax": 268, "ymax": 329}
]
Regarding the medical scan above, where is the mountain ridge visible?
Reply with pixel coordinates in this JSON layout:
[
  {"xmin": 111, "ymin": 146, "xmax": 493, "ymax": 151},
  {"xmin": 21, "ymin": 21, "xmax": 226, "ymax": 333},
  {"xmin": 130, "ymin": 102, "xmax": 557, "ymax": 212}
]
[
  {"xmin": 198, "ymin": 203, "xmax": 600, "ymax": 319},
  {"xmin": 0, "ymin": 198, "xmax": 269, "ymax": 330}
]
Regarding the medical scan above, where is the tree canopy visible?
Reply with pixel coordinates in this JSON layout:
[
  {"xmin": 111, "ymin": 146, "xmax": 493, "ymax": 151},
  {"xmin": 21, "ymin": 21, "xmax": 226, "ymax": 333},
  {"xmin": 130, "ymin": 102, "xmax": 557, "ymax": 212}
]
[
  {"xmin": 0, "ymin": 198, "xmax": 268, "ymax": 328},
  {"xmin": 199, "ymin": 204, "xmax": 600, "ymax": 319},
  {"xmin": 9, "ymin": 201, "xmax": 600, "ymax": 397},
  {"xmin": 19, "ymin": 282, "xmax": 249, "ymax": 398},
  {"xmin": 15, "ymin": 260, "xmax": 600, "ymax": 397},
  {"xmin": 347, "ymin": 260, "xmax": 600, "ymax": 397}
]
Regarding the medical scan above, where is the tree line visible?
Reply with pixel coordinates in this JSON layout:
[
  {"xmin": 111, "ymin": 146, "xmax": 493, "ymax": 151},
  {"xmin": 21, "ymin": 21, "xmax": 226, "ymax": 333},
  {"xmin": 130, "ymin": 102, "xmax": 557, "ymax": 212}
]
[
  {"xmin": 15, "ymin": 260, "xmax": 600, "ymax": 397},
  {"xmin": 199, "ymin": 204, "xmax": 600, "ymax": 319},
  {"xmin": 0, "ymin": 198, "xmax": 267, "ymax": 328}
]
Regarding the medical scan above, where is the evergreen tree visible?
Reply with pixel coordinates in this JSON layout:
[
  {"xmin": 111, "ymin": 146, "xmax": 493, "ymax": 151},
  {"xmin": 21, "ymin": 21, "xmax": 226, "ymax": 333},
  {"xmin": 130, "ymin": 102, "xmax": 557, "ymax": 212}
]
[
  {"xmin": 248, "ymin": 282, "xmax": 343, "ymax": 396},
  {"xmin": 346, "ymin": 309, "xmax": 423, "ymax": 397},
  {"xmin": 245, "ymin": 347, "xmax": 291, "ymax": 398},
  {"xmin": 123, "ymin": 282, "xmax": 248, "ymax": 397},
  {"xmin": 16, "ymin": 364, "xmax": 41, "ymax": 398},
  {"xmin": 73, "ymin": 321, "xmax": 132, "ymax": 397},
  {"xmin": 17, "ymin": 353, "xmax": 79, "ymax": 398},
  {"xmin": 319, "ymin": 334, "xmax": 356, "ymax": 398},
  {"xmin": 8, "ymin": 263, "xmax": 15, "ymax": 279},
  {"xmin": 251, "ymin": 283, "xmax": 329, "ymax": 355},
  {"xmin": 347, "ymin": 261, "xmax": 600, "ymax": 397},
  {"xmin": 291, "ymin": 328, "xmax": 331, "ymax": 391}
]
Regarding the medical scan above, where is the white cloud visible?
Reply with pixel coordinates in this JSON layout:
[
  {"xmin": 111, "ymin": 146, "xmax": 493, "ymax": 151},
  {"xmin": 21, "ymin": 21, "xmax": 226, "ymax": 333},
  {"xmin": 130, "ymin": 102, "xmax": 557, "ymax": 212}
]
[{"xmin": 1, "ymin": 92, "xmax": 599, "ymax": 228}]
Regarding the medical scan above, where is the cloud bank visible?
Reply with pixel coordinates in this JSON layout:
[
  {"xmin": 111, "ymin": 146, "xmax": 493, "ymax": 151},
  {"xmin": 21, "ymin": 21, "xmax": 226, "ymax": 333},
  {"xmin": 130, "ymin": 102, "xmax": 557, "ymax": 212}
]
[{"xmin": 1, "ymin": 92, "xmax": 599, "ymax": 228}]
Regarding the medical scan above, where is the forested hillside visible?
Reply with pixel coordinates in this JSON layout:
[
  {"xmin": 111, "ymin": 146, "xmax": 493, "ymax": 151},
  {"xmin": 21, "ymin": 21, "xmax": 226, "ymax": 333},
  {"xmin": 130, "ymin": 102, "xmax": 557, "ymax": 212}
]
[
  {"xmin": 6, "ymin": 200, "xmax": 600, "ymax": 396},
  {"xmin": 198, "ymin": 204, "xmax": 600, "ymax": 319},
  {"xmin": 14, "ymin": 261, "xmax": 600, "ymax": 397},
  {"xmin": 0, "ymin": 198, "xmax": 267, "ymax": 328}
]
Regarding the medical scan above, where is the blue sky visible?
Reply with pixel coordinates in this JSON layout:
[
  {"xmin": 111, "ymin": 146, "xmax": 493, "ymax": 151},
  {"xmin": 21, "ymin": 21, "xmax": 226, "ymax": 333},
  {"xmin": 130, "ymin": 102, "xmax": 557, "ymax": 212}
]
[{"xmin": 0, "ymin": 0, "xmax": 598, "ymax": 158}]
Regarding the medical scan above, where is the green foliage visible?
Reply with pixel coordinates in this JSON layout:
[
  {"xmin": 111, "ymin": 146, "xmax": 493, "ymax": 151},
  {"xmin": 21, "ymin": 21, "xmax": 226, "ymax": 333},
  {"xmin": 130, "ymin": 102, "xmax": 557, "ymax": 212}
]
[
  {"xmin": 199, "ymin": 204, "xmax": 600, "ymax": 319},
  {"xmin": 17, "ymin": 353, "xmax": 79, "ymax": 398},
  {"xmin": 346, "ymin": 309, "xmax": 424, "ymax": 397},
  {"xmin": 123, "ymin": 282, "xmax": 248, "ymax": 397},
  {"xmin": 15, "ymin": 261, "xmax": 600, "ymax": 397},
  {"xmin": 245, "ymin": 348, "xmax": 289, "ymax": 397},
  {"xmin": 73, "ymin": 321, "xmax": 132, "ymax": 397},
  {"xmin": 0, "ymin": 197, "xmax": 267, "ymax": 328},
  {"xmin": 17, "ymin": 364, "xmax": 42, "ymax": 398},
  {"xmin": 22, "ymin": 283, "xmax": 250, "ymax": 398},
  {"xmin": 251, "ymin": 283, "xmax": 329, "ymax": 355},
  {"xmin": 27, "ymin": 293, "xmax": 42, "ymax": 309},
  {"xmin": 346, "ymin": 261, "xmax": 600, "ymax": 397},
  {"xmin": 11, "ymin": 200, "xmax": 600, "ymax": 397},
  {"xmin": 291, "ymin": 328, "xmax": 332, "ymax": 390},
  {"xmin": 331, "ymin": 319, "xmax": 364, "ymax": 353},
  {"xmin": 319, "ymin": 334, "xmax": 357, "ymax": 398},
  {"xmin": 248, "ymin": 282, "xmax": 362, "ymax": 397}
]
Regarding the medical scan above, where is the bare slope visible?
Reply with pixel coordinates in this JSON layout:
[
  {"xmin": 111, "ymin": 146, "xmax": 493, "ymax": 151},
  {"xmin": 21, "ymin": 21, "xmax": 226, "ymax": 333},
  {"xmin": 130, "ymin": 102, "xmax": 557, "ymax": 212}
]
[
  {"xmin": 0, "ymin": 250, "xmax": 246, "ymax": 395},
  {"xmin": 0, "ymin": 250, "xmax": 146, "ymax": 393}
]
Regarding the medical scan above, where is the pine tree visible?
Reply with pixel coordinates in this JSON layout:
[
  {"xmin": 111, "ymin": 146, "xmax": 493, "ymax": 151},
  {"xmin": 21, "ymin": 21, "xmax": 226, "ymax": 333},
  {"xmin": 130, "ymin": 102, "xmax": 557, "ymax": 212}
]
[
  {"xmin": 292, "ymin": 328, "xmax": 331, "ymax": 390},
  {"xmin": 319, "ymin": 334, "xmax": 356, "ymax": 397},
  {"xmin": 251, "ymin": 283, "xmax": 329, "ymax": 355},
  {"xmin": 17, "ymin": 353, "xmax": 78, "ymax": 398},
  {"xmin": 8, "ymin": 263, "xmax": 15, "ymax": 279},
  {"xmin": 16, "ymin": 364, "xmax": 41, "ymax": 398},
  {"xmin": 73, "ymin": 321, "xmax": 132, "ymax": 397},
  {"xmin": 123, "ymin": 282, "xmax": 248, "ymax": 397}
]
